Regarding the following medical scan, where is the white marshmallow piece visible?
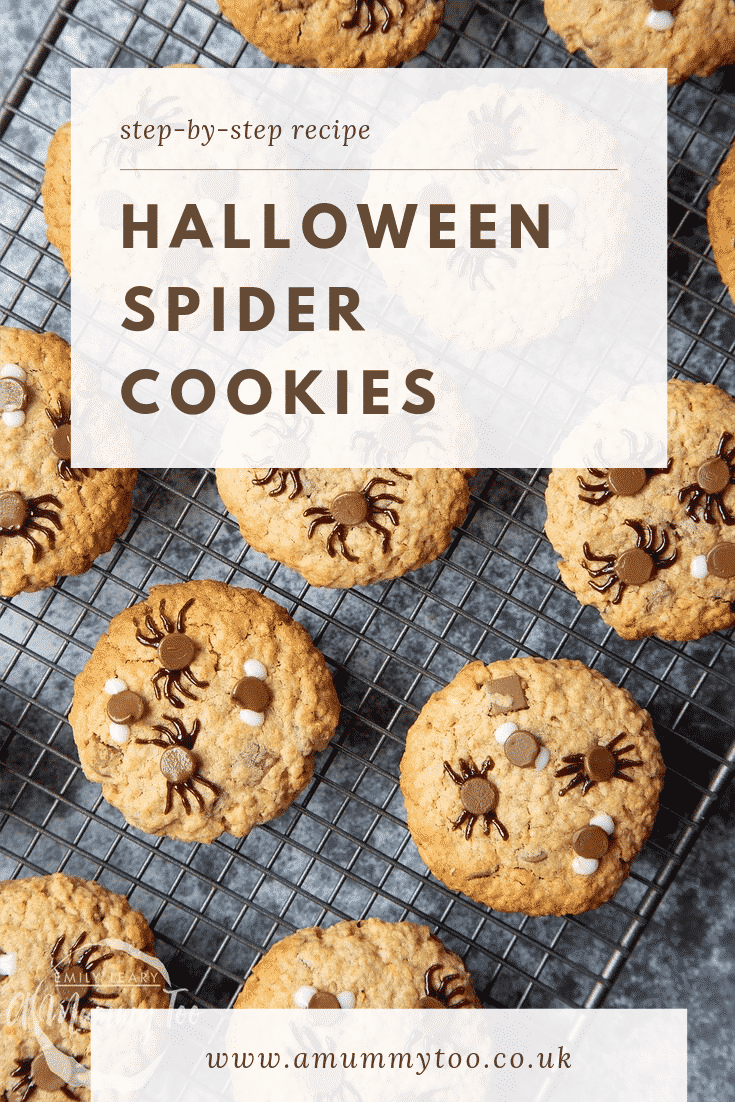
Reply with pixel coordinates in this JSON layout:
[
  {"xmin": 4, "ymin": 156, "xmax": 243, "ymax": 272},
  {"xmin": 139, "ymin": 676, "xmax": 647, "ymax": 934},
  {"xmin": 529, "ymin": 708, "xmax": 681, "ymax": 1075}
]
[
  {"xmin": 691, "ymin": 556, "xmax": 708, "ymax": 579},
  {"xmin": 0, "ymin": 952, "xmax": 17, "ymax": 975},
  {"xmin": 294, "ymin": 986, "xmax": 318, "ymax": 1009},
  {"xmin": 240, "ymin": 709, "xmax": 264, "ymax": 727},
  {"xmin": 590, "ymin": 813, "xmax": 615, "ymax": 835},
  {"xmin": 646, "ymin": 9, "xmax": 674, "ymax": 29},
  {"xmin": 244, "ymin": 659, "xmax": 267, "ymax": 680},
  {"xmin": 337, "ymin": 992, "xmax": 355, "ymax": 1009},
  {"xmin": 494, "ymin": 721, "xmax": 518, "ymax": 745},
  {"xmin": 0, "ymin": 364, "xmax": 26, "ymax": 382},
  {"xmin": 572, "ymin": 856, "xmax": 599, "ymax": 876},
  {"xmin": 2, "ymin": 411, "xmax": 25, "ymax": 427},
  {"xmin": 109, "ymin": 723, "xmax": 130, "ymax": 744},
  {"xmin": 105, "ymin": 678, "xmax": 128, "ymax": 695},
  {"xmin": 535, "ymin": 747, "xmax": 550, "ymax": 771}
]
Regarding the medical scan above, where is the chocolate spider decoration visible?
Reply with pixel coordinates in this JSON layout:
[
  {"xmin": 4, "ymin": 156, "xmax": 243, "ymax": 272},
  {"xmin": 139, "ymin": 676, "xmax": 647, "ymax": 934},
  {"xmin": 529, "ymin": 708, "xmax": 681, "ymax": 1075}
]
[
  {"xmin": 443, "ymin": 756, "xmax": 508, "ymax": 840},
  {"xmin": 678, "ymin": 432, "xmax": 735, "ymax": 524},
  {"xmin": 135, "ymin": 598, "xmax": 209, "ymax": 708},
  {"xmin": 418, "ymin": 963, "xmax": 472, "ymax": 1008},
  {"xmin": 9, "ymin": 1054, "xmax": 75, "ymax": 1101},
  {"xmin": 0, "ymin": 491, "xmax": 62, "ymax": 562},
  {"xmin": 556, "ymin": 733, "xmax": 643, "ymax": 797},
  {"xmin": 469, "ymin": 100, "xmax": 536, "ymax": 183},
  {"xmin": 341, "ymin": 0, "xmax": 404, "ymax": 35},
  {"xmin": 577, "ymin": 460, "xmax": 672, "ymax": 505},
  {"xmin": 447, "ymin": 234, "xmax": 516, "ymax": 291},
  {"xmin": 304, "ymin": 476, "xmax": 405, "ymax": 561},
  {"xmin": 582, "ymin": 520, "xmax": 677, "ymax": 604},
  {"xmin": 136, "ymin": 715, "xmax": 219, "ymax": 815},
  {"xmin": 45, "ymin": 399, "xmax": 90, "ymax": 482},
  {"xmin": 252, "ymin": 468, "xmax": 303, "ymax": 500},
  {"xmin": 51, "ymin": 932, "xmax": 117, "ymax": 1029}
]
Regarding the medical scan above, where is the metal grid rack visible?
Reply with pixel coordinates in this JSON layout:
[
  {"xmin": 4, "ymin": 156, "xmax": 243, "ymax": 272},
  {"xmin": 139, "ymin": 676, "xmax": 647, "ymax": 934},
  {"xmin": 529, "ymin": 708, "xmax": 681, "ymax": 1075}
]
[{"xmin": 0, "ymin": 0, "xmax": 734, "ymax": 1013}]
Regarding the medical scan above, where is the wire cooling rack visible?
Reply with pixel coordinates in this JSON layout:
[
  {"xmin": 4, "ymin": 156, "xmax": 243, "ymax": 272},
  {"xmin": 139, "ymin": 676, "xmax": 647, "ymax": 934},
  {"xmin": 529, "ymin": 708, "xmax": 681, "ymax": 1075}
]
[{"xmin": 1, "ymin": 0, "xmax": 735, "ymax": 1013}]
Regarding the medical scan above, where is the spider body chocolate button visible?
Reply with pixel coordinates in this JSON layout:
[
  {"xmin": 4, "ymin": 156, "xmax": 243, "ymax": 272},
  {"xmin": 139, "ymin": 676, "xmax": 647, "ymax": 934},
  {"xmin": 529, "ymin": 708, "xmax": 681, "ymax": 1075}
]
[
  {"xmin": 584, "ymin": 744, "xmax": 616, "ymax": 783},
  {"xmin": 308, "ymin": 990, "xmax": 341, "ymax": 1009},
  {"xmin": 0, "ymin": 377, "xmax": 26, "ymax": 413},
  {"xmin": 615, "ymin": 547, "xmax": 654, "ymax": 586},
  {"xmin": 106, "ymin": 690, "xmax": 145, "ymax": 724},
  {"xmin": 52, "ymin": 423, "xmax": 72, "ymax": 461},
  {"xmin": 0, "ymin": 492, "xmax": 28, "ymax": 530},
  {"xmin": 160, "ymin": 745, "xmax": 196, "ymax": 784},
  {"xmin": 707, "ymin": 542, "xmax": 735, "ymax": 579},
  {"xmin": 233, "ymin": 676, "xmax": 271, "ymax": 712},
  {"xmin": 696, "ymin": 456, "xmax": 730, "ymax": 495},
  {"xmin": 330, "ymin": 491, "xmax": 369, "ymax": 527},
  {"xmin": 460, "ymin": 775, "xmax": 497, "ymax": 815},
  {"xmin": 572, "ymin": 825, "xmax": 609, "ymax": 860},
  {"xmin": 607, "ymin": 468, "xmax": 647, "ymax": 496},
  {"xmin": 30, "ymin": 1054, "xmax": 66, "ymax": 1094},
  {"xmin": 504, "ymin": 729, "xmax": 539, "ymax": 768},
  {"xmin": 158, "ymin": 632, "xmax": 196, "ymax": 672}
]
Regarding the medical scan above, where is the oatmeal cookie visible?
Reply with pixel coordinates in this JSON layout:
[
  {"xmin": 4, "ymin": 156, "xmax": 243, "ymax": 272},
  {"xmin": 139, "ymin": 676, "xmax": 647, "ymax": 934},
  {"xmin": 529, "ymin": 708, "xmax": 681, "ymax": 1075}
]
[
  {"xmin": 400, "ymin": 658, "xmax": 664, "ymax": 916},
  {"xmin": 0, "ymin": 873, "xmax": 169, "ymax": 1102},
  {"xmin": 216, "ymin": 468, "xmax": 475, "ymax": 588},
  {"xmin": 215, "ymin": 0, "xmax": 444, "ymax": 67},
  {"xmin": 544, "ymin": 0, "xmax": 735, "ymax": 85},
  {"xmin": 707, "ymin": 139, "xmax": 735, "ymax": 307},
  {"xmin": 546, "ymin": 379, "xmax": 735, "ymax": 640},
  {"xmin": 234, "ymin": 918, "xmax": 481, "ymax": 1008},
  {"xmin": 0, "ymin": 326, "xmax": 136, "ymax": 596},
  {"xmin": 69, "ymin": 579, "xmax": 340, "ymax": 843}
]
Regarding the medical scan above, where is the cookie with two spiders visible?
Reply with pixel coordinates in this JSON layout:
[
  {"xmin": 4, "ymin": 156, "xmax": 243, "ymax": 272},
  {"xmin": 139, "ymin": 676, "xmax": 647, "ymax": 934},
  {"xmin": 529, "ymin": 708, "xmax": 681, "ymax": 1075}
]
[
  {"xmin": 69, "ymin": 579, "xmax": 340, "ymax": 843},
  {"xmin": 545, "ymin": 378, "xmax": 735, "ymax": 641},
  {"xmin": 0, "ymin": 326, "xmax": 137, "ymax": 597},
  {"xmin": 215, "ymin": 468, "xmax": 476, "ymax": 589},
  {"xmin": 543, "ymin": 0, "xmax": 735, "ymax": 86},
  {"xmin": 214, "ymin": 0, "xmax": 444, "ymax": 68},
  {"xmin": 0, "ymin": 873, "xmax": 169, "ymax": 1102},
  {"xmin": 399, "ymin": 658, "xmax": 664, "ymax": 916},
  {"xmin": 233, "ymin": 917, "xmax": 481, "ymax": 1008}
]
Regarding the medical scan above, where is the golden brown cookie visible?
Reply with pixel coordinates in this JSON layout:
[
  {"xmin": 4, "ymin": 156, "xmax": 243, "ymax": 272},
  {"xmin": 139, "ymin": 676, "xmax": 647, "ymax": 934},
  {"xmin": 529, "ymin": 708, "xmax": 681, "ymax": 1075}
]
[
  {"xmin": 41, "ymin": 122, "xmax": 71, "ymax": 273},
  {"xmin": 708, "ymin": 141, "xmax": 735, "ymax": 306},
  {"xmin": 234, "ymin": 918, "xmax": 481, "ymax": 1008},
  {"xmin": 0, "ymin": 326, "xmax": 136, "ymax": 596},
  {"xmin": 216, "ymin": 468, "xmax": 475, "ymax": 588},
  {"xmin": 400, "ymin": 658, "xmax": 664, "ymax": 916},
  {"xmin": 215, "ymin": 0, "xmax": 443, "ymax": 67},
  {"xmin": 546, "ymin": 379, "xmax": 735, "ymax": 641},
  {"xmin": 69, "ymin": 580, "xmax": 341, "ymax": 843},
  {"xmin": 544, "ymin": 0, "xmax": 735, "ymax": 85},
  {"xmin": 0, "ymin": 873, "xmax": 169, "ymax": 1101}
]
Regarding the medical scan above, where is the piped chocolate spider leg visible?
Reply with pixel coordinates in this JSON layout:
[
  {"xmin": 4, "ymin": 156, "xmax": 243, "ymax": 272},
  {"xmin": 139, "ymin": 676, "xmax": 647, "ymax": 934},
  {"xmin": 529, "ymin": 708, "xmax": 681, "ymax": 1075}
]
[
  {"xmin": 485, "ymin": 811, "xmax": 509, "ymax": 840},
  {"xmin": 452, "ymin": 809, "xmax": 475, "ymax": 839},
  {"xmin": 175, "ymin": 597, "xmax": 195, "ymax": 633},
  {"xmin": 327, "ymin": 524, "xmax": 358, "ymax": 562},
  {"xmin": 366, "ymin": 516, "xmax": 396, "ymax": 552},
  {"xmin": 305, "ymin": 510, "xmax": 333, "ymax": 538},
  {"xmin": 166, "ymin": 781, "xmax": 190, "ymax": 815},
  {"xmin": 558, "ymin": 771, "xmax": 586, "ymax": 797},
  {"xmin": 25, "ymin": 520, "xmax": 59, "ymax": 548},
  {"xmin": 443, "ymin": 761, "xmax": 463, "ymax": 785},
  {"xmin": 181, "ymin": 666, "xmax": 209, "ymax": 689}
]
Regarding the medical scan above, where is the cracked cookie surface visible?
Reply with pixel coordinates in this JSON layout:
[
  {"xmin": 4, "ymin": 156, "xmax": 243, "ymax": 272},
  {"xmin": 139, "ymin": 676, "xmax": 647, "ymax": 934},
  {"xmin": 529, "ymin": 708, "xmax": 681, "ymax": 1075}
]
[
  {"xmin": 0, "ymin": 326, "xmax": 136, "ymax": 596},
  {"xmin": 546, "ymin": 379, "xmax": 735, "ymax": 641},
  {"xmin": 400, "ymin": 658, "xmax": 664, "ymax": 916},
  {"xmin": 215, "ymin": 0, "xmax": 444, "ymax": 68},
  {"xmin": 234, "ymin": 917, "xmax": 481, "ymax": 1008},
  {"xmin": 0, "ymin": 873, "xmax": 169, "ymax": 1102},
  {"xmin": 69, "ymin": 579, "xmax": 340, "ymax": 842},
  {"xmin": 216, "ymin": 467, "xmax": 475, "ymax": 589}
]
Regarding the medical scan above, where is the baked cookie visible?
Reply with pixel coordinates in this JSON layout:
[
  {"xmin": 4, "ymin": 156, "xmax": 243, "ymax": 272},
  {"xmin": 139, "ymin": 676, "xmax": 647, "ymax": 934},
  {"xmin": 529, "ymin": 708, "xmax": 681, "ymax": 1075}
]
[
  {"xmin": 0, "ymin": 326, "xmax": 136, "ymax": 596},
  {"xmin": 0, "ymin": 873, "xmax": 169, "ymax": 1102},
  {"xmin": 216, "ymin": 468, "xmax": 475, "ymax": 588},
  {"xmin": 544, "ymin": 0, "xmax": 735, "ymax": 85},
  {"xmin": 41, "ymin": 123, "xmax": 71, "ymax": 273},
  {"xmin": 707, "ymin": 140, "xmax": 735, "ymax": 306},
  {"xmin": 234, "ymin": 918, "xmax": 481, "ymax": 1008},
  {"xmin": 215, "ymin": 0, "xmax": 443, "ymax": 67},
  {"xmin": 400, "ymin": 658, "xmax": 664, "ymax": 916},
  {"xmin": 545, "ymin": 379, "xmax": 735, "ymax": 641},
  {"xmin": 69, "ymin": 580, "xmax": 340, "ymax": 843}
]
